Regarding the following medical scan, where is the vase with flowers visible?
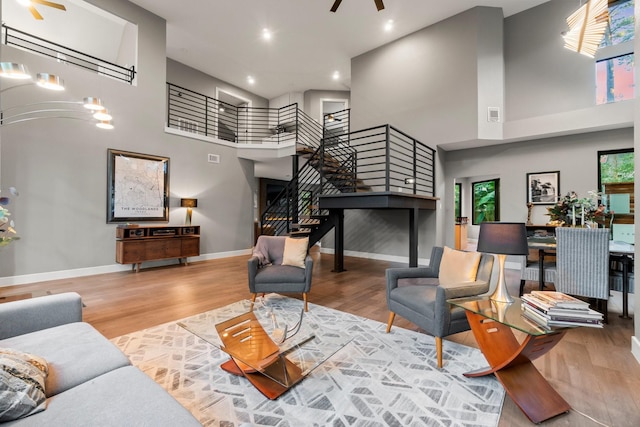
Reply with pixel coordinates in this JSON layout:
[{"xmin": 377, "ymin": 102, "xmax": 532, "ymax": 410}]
[
  {"xmin": 0, "ymin": 187, "xmax": 19, "ymax": 247},
  {"xmin": 546, "ymin": 190, "xmax": 607, "ymax": 227}
]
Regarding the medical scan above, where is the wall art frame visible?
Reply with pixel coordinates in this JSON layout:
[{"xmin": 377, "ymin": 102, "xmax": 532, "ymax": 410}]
[
  {"xmin": 107, "ymin": 149, "xmax": 170, "ymax": 223},
  {"xmin": 526, "ymin": 171, "xmax": 559, "ymax": 205}
]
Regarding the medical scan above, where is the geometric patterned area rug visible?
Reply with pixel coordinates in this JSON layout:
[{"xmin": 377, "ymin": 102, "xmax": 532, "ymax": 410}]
[{"xmin": 112, "ymin": 294, "xmax": 505, "ymax": 426}]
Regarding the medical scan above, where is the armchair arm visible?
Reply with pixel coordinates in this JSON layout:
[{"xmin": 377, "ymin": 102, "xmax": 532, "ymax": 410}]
[
  {"xmin": 0, "ymin": 292, "xmax": 83, "ymax": 340},
  {"xmin": 303, "ymin": 255, "xmax": 313, "ymax": 291},
  {"xmin": 248, "ymin": 256, "xmax": 260, "ymax": 293},
  {"xmin": 437, "ymin": 280, "xmax": 491, "ymax": 302},
  {"xmin": 386, "ymin": 267, "xmax": 437, "ymax": 301}
]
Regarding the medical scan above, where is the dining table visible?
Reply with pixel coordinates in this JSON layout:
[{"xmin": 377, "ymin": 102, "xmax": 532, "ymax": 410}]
[{"xmin": 526, "ymin": 237, "xmax": 635, "ymax": 319}]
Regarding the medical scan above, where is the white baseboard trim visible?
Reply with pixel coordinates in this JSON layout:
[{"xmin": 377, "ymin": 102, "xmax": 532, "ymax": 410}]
[
  {"xmin": 318, "ymin": 247, "xmax": 520, "ymax": 270},
  {"xmin": 0, "ymin": 249, "xmax": 252, "ymax": 288},
  {"xmin": 632, "ymin": 336, "xmax": 640, "ymax": 365}
]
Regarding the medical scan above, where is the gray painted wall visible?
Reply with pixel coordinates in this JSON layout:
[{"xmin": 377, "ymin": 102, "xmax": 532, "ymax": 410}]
[
  {"xmin": 505, "ymin": 0, "xmax": 597, "ymax": 121},
  {"xmin": 0, "ymin": 0, "xmax": 256, "ymax": 280},
  {"xmin": 445, "ymin": 128, "xmax": 634, "ymax": 243}
]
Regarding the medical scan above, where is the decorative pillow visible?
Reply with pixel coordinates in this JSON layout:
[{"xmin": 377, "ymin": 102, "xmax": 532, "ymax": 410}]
[
  {"xmin": 282, "ymin": 237, "xmax": 309, "ymax": 268},
  {"xmin": 0, "ymin": 348, "xmax": 48, "ymax": 422},
  {"xmin": 439, "ymin": 246, "xmax": 481, "ymax": 286}
]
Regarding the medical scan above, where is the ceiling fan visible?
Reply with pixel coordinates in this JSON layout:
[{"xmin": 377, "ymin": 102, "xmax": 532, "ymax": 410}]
[
  {"xmin": 330, "ymin": 0, "xmax": 385, "ymax": 13},
  {"xmin": 16, "ymin": 0, "xmax": 67, "ymax": 21}
]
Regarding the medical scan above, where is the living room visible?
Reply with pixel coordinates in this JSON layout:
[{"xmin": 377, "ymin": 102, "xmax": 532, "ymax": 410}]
[{"xmin": 1, "ymin": 0, "xmax": 639, "ymax": 425}]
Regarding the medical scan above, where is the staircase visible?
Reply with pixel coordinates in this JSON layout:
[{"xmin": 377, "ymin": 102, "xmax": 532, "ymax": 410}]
[
  {"xmin": 260, "ymin": 115, "xmax": 435, "ymax": 247},
  {"xmin": 163, "ymin": 82, "xmax": 435, "ymax": 246}
]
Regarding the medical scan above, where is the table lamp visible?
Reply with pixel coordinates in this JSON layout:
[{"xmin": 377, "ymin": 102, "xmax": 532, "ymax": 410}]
[
  {"xmin": 180, "ymin": 198, "xmax": 197, "ymax": 225},
  {"xmin": 477, "ymin": 222, "xmax": 529, "ymax": 304}
]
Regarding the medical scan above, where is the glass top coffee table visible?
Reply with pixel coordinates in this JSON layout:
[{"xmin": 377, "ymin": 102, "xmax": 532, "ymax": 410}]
[{"xmin": 178, "ymin": 298, "xmax": 351, "ymax": 399}]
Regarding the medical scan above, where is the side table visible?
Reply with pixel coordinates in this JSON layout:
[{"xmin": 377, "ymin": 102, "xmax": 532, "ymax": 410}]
[{"xmin": 449, "ymin": 296, "xmax": 571, "ymax": 424}]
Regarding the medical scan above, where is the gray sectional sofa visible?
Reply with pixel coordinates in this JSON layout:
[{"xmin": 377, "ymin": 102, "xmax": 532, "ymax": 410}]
[{"xmin": 0, "ymin": 292, "xmax": 201, "ymax": 426}]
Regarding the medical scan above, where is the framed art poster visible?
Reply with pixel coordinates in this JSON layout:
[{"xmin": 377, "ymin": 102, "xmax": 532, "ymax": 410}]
[
  {"xmin": 107, "ymin": 149, "xmax": 170, "ymax": 223},
  {"xmin": 526, "ymin": 171, "xmax": 559, "ymax": 205}
]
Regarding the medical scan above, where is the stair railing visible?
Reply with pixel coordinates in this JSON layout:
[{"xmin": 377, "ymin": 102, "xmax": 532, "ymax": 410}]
[{"xmin": 260, "ymin": 124, "xmax": 435, "ymax": 242}]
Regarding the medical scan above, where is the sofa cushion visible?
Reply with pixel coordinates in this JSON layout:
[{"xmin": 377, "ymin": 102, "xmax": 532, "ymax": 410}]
[
  {"xmin": 0, "ymin": 322, "xmax": 130, "ymax": 397},
  {"xmin": 439, "ymin": 246, "xmax": 481, "ymax": 286},
  {"xmin": 1, "ymin": 366, "xmax": 201, "ymax": 426},
  {"xmin": 0, "ymin": 348, "xmax": 48, "ymax": 422}
]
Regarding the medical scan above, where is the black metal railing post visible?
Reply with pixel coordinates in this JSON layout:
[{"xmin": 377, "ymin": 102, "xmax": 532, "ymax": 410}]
[{"xmin": 385, "ymin": 125, "xmax": 391, "ymax": 192}]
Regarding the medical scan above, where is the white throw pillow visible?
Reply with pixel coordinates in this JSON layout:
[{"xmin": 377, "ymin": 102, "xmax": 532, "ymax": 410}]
[
  {"xmin": 438, "ymin": 246, "xmax": 481, "ymax": 286},
  {"xmin": 282, "ymin": 237, "xmax": 309, "ymax": 268}
]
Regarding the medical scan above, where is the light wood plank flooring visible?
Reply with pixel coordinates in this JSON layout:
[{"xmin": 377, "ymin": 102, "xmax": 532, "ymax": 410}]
[{"xmin": 1, "ymin": 252, "xmax": 639, "ymax": 426}]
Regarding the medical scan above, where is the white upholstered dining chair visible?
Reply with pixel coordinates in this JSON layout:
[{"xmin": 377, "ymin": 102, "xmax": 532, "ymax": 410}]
[{"xmin": 555, "ymin": 227, "xmax": 610, "ymax": 322}]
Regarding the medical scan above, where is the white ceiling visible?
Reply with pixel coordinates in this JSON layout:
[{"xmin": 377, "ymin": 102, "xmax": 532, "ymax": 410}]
[
  {"xmin": 2, "ymin": 0, "xmax": 550, "ymax": 99},
  {"xmin": 2, "ymin": 0, "xmax": 128, "ymax": 64},
  {"xmin": 125, "ymin": 0, "xmax": 550, "ymax": 100}
]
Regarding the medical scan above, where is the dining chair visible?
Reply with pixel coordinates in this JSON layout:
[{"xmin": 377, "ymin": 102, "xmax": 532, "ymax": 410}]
[
  {"xmin": 555, "ymin": 227, "xmax": 610, "ymax": 322},
  {"xmin": 518, "ymin": 254, "xmax": 557, "ymax": 296}
]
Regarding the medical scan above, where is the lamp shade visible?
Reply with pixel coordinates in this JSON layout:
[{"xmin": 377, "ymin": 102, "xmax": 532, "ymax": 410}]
[
  {"xmin": 180, "ymin": 198, "xmax": 198, "ymax": 208},
  {"xmin": 477, "ymin": 222, "xmax": 528, "ymax": 255}
]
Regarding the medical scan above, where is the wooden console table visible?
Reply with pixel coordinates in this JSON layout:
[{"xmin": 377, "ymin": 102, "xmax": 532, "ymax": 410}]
[
  {"xmin": 116, "ymin": 225, "xmax": 200, "ymax": 272},
  {"xmin": 449, "ymin": 296, "xmax": 571, "ymax": 424}
]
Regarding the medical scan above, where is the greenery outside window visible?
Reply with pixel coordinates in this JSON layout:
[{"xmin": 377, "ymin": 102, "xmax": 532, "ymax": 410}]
[
  {"xmin": 596, "ymin": 0, "xmax": 635, "ymax": 105},
  {"xmin": 472, "ymin": 179, "xmax": 499, "ymax": 225},
  {"xmin": 454, "ymin": 183, "xmax": 461, "ymax": 220},
  {"xmin": 597, "ymin": 149, "xmax": 634, "ymax": 241}
]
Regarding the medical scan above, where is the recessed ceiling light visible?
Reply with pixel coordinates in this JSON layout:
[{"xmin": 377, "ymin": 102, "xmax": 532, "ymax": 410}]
[
  {"xmin": 384, "ymin": 20, "xmax": 394, "ymax": 32},
  {"xmin": 247, "ymin": 76, "xmax": 255, "ymax": 85},
  {"xmin": 332, "ymin": 71, "xmax": 340, "ymax": 80},
  {"xmin": 262, "ymin": 28, "xmax": 272, "ymax": 41}
]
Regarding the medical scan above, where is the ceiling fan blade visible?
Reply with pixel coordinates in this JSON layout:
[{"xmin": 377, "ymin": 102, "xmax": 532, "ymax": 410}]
[
  {"xmin": 32, "ymin": 0, "xmax": 67, "ymax": 11},
  {"xmin": 374, "ymin": 0, "xmax": 385, "ymax": 11},
  {"xmin": 330, "ymin": 0, "xmax": 342, "ymax": 13},
  {"xmin": 28, "ymin": 5, "xmax": 44, "ymax": 20}
]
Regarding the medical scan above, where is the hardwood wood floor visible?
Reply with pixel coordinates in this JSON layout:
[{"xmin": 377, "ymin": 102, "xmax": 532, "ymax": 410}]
[{"xmin": 2, "ymin": 252, "xmax": 639, "ymax": 426}]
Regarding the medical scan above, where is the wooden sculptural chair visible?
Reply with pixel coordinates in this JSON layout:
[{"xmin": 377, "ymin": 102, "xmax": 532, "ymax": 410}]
[
  {"xmin": 385, "ymin": 246, "xmax": 494, "ymax": 368},
  {"xmin": 248, "ymin": 235, "xmax": 314, "ymax": 311}
]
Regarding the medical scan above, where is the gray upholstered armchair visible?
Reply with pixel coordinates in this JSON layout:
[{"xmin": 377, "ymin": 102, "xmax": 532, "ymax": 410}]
[
  {"xmin": 386, "ymin": 246, "xmax": 494, "ymax": 368},
  {"xmin": 248, "ymin": 235, "xmax": 314, "ymax": 311}
]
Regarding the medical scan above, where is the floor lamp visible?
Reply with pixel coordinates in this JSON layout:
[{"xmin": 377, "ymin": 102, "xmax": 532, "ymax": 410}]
[{"xmin": 477, "ymin": 222, "xmax": 529, "ymax": 304}]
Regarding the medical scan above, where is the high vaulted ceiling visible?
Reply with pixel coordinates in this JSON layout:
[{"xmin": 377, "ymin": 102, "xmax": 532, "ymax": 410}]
[
  {"xmin": 126, "ymin": 0, "xmax": 549, "ymax": 99},
  {"xmin": 2, "ymin": 1, "xmax": 550, "ymax": 99}
]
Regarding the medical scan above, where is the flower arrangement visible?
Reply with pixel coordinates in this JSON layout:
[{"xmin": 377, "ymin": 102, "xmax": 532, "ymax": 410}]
[
  {"xmin": 0, "ymin": 187, "xmax": 19, "ymax": 247},
  {"xmin": 546, "ymin": 190, "xmax": 607, "ymax": 226}
]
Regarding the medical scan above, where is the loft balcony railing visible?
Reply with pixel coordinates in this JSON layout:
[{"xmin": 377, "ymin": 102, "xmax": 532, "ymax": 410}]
[
  {"xmin": 166, "ymin": 82, "xmax": 329, "ymax": 148},
  {"xmin": 319, "ymin": 124, "xmax": 435, "ymax": 196},
  {"xmin": 2, "ymin": 24, "xmax": 136, "ymax": 85}
]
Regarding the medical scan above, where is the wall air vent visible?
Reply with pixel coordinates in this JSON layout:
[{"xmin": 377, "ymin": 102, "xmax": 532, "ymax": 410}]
[
  {"xmin": 487, "ymin": 107, "xmax": 501, "ymax": 123},
  {"xmin": 208, "ymin": 154, "xmax": 220, "ymax": 164}
]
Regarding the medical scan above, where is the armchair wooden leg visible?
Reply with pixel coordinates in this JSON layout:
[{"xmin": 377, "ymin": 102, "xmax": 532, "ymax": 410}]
[
  {"xmin": 303, "ymin": 293, "xmax": 308, "ymax": 312},
  {"xmin": 436, "ymin": 336, "xmax": 443, "ymax": 368},
  {"xmin": 250, "ymin": 293, "xmax": 257, "ymax": 310},
  {"xmin": 386, "ymin": 312, "xmax": 395, "ymax": 333}
]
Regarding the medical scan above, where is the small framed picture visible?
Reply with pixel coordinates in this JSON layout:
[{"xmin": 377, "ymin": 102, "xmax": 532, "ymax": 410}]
[{"xmin": 527, "ymin": 171, "xmax": 559, "ymax": 205}]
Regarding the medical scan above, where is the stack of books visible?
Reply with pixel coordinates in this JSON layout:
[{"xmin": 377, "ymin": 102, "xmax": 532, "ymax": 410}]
[{"xmin": 521, "ymin": 291, "xmax": 604, "ymax": 329}]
